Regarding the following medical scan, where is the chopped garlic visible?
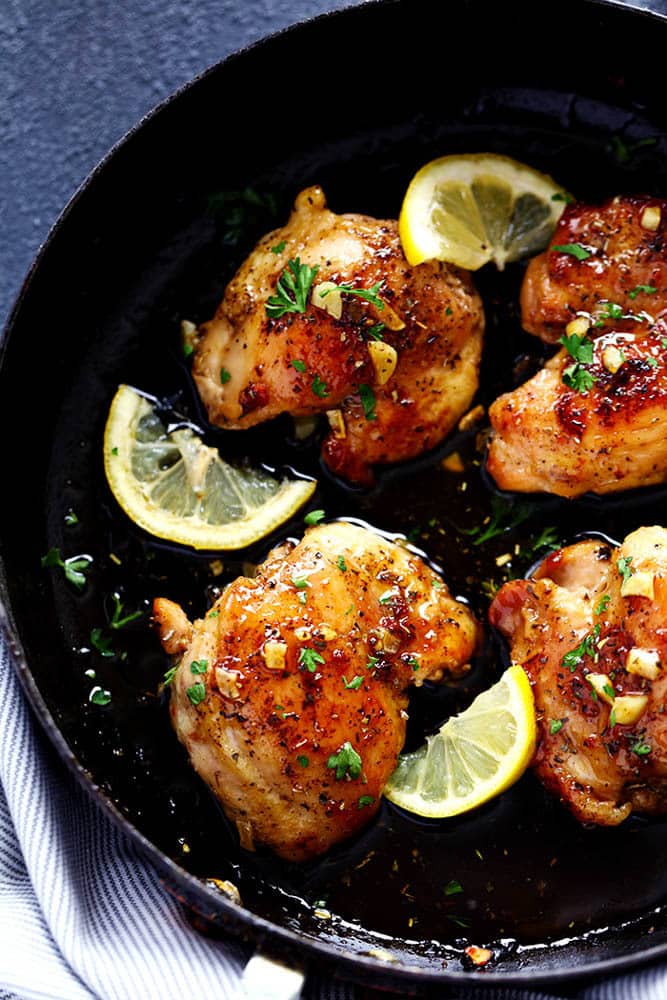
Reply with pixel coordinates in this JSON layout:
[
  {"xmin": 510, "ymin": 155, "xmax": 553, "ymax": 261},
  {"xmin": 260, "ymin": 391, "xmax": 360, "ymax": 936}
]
[
  {"xmin": 215, "ymin": 666, "xmax": 241, "ymax": 699},
  {"xmin": 294, "ymin": 626, "xmax": 311, "ymax": 642},
  {"xmin": 626, "ymin": 647, "xmax": 661, "ymax": 680},
  {"xmin": 602, "ymin": 345, "xmax": 625, "ymax": 374},
  {"xmin": 375, "ymin": 299, "xmax": 405, "ymax": 331},
  {"xmin": 458, "ymin": 404, "xmax": 485, "ymax": 432},
  {"xmin": 586, "ymin": 673, "xmax": 615, "ymax": 706},
  {"xmin": 620, "ymin": 571, "xmax": 655, "ymax": 600},
  {"xmin": 317, "ymin": 625, "xmax": 337, "ymax": 642},
  {"xmin": 565, "ymin": 316, "xmax": 591, "ymax": 338},
  {"xmin": 441, "ymin": 451, "xmax": 464, "ymax": 473},
  {"xmin": 640, "ymin": 205, "xmax": 661, "ymax": 232},
  {"xmin": 326, "ymin": 408, "xmax": 346, "ymax": 439},
  {"xmin": 496, "ymin": 553, "xmax": 512, "ymax": 567},
  {"xmin": 206, "ymin": 878, "xmax": 242, "ymax": 905},
  {"xmin": 614, "ymin": 694, "xmax": 649, "ymax": 725},
  {"xmin": 312, "ymin": 281, "xmax": 343, "ymax": 319},
  {"xmin": 367, "ymin": 340, "xmax": 398, "ymax": 385},
  {"xmin": 263, "ymin": 640, "xmax": 287, "ymax": 670}
]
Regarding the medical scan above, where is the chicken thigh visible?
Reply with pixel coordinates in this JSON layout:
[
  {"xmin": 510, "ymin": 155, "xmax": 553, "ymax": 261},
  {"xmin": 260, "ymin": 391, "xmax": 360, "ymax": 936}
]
[
  {"xmin": 154, "ymin": 522, "xmax": 478, "ymax": 861},
  {"xmin": 490, "ymin": 527, "xmax": 667, "ymax": 825},
  {"xmin": 487, "ymin": 194, "xmax": 667, "ymax": 497},
  {"xmin": 193, "ymin": 186, "xmax": 484, "ymax": 485}
]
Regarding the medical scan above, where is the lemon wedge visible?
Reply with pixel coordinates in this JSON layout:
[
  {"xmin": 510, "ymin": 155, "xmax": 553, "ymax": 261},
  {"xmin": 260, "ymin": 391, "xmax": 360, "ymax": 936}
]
[
  {"xmin": 384, "ymin": 664, "xmax": 536, "ymax": 818},
  {"xmin": 103, "ymin": 384, "xmax": 316, "ymax": 550},
  {"xmin": 399, "ymin": 153, "xmax": 569, "ymax": 270}
]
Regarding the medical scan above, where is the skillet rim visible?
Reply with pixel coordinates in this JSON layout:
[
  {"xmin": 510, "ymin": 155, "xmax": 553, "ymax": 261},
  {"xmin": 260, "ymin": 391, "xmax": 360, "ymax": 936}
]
[{"xmin": 2, "ymin": 0, "xmax": 667, "ymax": 989}]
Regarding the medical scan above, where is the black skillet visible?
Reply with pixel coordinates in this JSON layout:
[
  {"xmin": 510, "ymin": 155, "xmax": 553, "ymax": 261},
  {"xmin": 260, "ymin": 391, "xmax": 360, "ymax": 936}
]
[{"xmin": 3, "ymin": 0, "xmax": 667, "ymax": 993}]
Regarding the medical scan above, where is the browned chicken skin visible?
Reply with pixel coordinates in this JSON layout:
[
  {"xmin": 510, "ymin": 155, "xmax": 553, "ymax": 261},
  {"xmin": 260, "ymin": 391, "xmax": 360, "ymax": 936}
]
[
  {"xmin": 193, "ymin": 186, "xmax": 484, "ymax": 485},
  {"xmin": 490, "ymin": 527, "xmax": 667, "ymax": 826},
  {"xmin": 488, "ymin": 195, "xmax": 667, "ymax": 497},
  {"xmin": 154, "ymin": 522, "xmax": 478, "ymax": 861},
  {"xmin": 522, "ymin": 195, "xmax": 667, "ymax": 343}
]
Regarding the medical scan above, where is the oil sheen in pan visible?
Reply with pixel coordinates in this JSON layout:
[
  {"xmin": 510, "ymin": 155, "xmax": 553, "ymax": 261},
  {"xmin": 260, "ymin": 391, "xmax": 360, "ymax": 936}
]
[{"xmin": 30, "ymin": 114, "xmax": 667, "ymax": 965}]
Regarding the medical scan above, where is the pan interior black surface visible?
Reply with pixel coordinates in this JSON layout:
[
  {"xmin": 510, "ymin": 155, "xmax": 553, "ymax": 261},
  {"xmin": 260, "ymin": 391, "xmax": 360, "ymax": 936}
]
[{"xmin": 2, "ymin": 0, "xmax": 667, "ymax": 988}]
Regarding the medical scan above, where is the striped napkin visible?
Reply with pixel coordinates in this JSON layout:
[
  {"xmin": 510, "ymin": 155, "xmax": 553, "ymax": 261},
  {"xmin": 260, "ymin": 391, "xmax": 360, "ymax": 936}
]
[{"xmin": 1, "ymin": 643, "xmax": 666, "ymax": 1000}]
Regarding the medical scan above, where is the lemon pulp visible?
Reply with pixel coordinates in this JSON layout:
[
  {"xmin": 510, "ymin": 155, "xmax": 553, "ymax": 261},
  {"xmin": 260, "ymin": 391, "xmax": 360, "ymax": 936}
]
[
  {"xmin": 399, "ymin": 153, "xmax": 569, "ymax": 271},
  {"xmin": 384, "ymin": 664, "xmax": 536, "ymax": 818},
  {"xmin": 103, "ymin": 384, "xmax": 316, "ymax": 550}
]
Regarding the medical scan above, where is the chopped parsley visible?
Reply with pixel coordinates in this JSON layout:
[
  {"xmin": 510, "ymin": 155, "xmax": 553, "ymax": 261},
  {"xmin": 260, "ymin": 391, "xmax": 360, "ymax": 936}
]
[
  {"xmin": 646, "ymin": 356, "xmax": 659, "ymax": 368},
  {"xmin": 89, "ymin": 687, "xmax": 111, "ymax": 706},
  {"xmin": 163, "ymin": 665, "xmax": 178, "ymax": 686},
  {"xmin": 109, "ymin": 594, "xmax": 142, "ymax": 630},
  {"xmin": 662, "ymin": 338, "xmax": 667, "ymax": 350},
  {"xmin": 407, "ymin": 656, "xmax": 420, "ymax": 672},
  {"xmin": 552, "ymin": 192, "xmax": 574, "ymax": 204},
  {"xmin": 366, "ymin": 655, "xmax": 380, "ymax": 671},
  {"xmin": 304, "ymin": 509, "xmax": 325, "ymax": 526},
  {"xmin": 444, "ymin": 879, "xmax": 464, "ymax": 896},
  {"xmin": 562, "ymin": 362, "xmax": 596, "ymax": 393},
  {"xmin": 311, "ymin": 374, "xmax": 329, "ymax": 398},
  {"xmin": 462, "ymin": 496, "xmax": 535, "ymax": 546},
  {"xmin": 207, "ymin": 187, "xmax": 277, "ymax": 245},
  {"xmin": 366, "ymin": 322, "xmax": 385, "ymax": 341},
  {"xmin": 358, "ymin": 383, "xmax": 377, "ymax": 421},
  {"xmin": 594, "ymin": 301, "xmax": 624, "ymax": 326},
  {"xmin": 64, "ymin": 509, "xmax": 79, "ymax": 526},
  {"xmin": 271, "ymin": 240, "xmax": 286, "ymax": 254},
  {"xmin": 550, "ymin": 719, "xmax": 564, "ymax": 735},
  {"xmin": 219, "ymin": 367, "xmax": 232, "ymax": 384},
  {"xmin": 595, "ymin": 595, "xmax": 611, "ymax": 616},
  {"xmin": 186, "ymin": 682, "xmax": 206, "ymax": 706},
  {"xmin": 342, "ymin": 675, "xmax": 363, "ymax": 690},
  {"xmin": 292, "ymin": 575, "xmax": 311, "ymax": 590},
  {"xmin": 629, "ymin": 284, "xmax": 657, "ymax": 300},
  {"xmin": 562, "ymin": 624, "xmax": 601, "ymax": 672},
  {"xmin": 291, "ymin": 359, "xmax": 307, "ymax": 373},
  {"xmin": 41, "ymin": 547, "xmax": 92, "ymax": 591},
  {"xmin": 337, "ymin": 555, "xmax": 347, "ymax": 572},
  {"xmin": 327, "ymin": 741, "xmax": 362, "ymax": 780},
  {"xmin": 551, "ymin": 243, "xmax": 592, "ymax": 261},
  {"xmin": 609, "ymin": 708, "xmax": 617, "ymax": 728},
  {"xmin": 608, "ymin": 134, "xmax": 657, "ymax": 164},
  {"xmin": 521, "ymin": 526, "xmax": 560, "ymax": 560},
  {"xmin": 560, "ymin": 332, "xmax": 594, "ymax": 365},
  {"xmin": 617, "ymin": 556, "xmax": 633, "ymax": 582},
  {"xmin": 297, "ymin": 754, "xmax": 309, "ymax": 768},
  {"xmin": 630, "ymin": 739, "xmax": 651, "ymax": 757},
  {"xmin": 358, "ymin": 795, "xmax": 375, "ymax": 809},
  {"xmin": 90, "ymin": 628, "xmax": 114, "ymax": 658},
  {"xmin": 320, "ymin": 280, "xmax": 385, "ymax": 311},
  {"xmin": 299, "ymin": 647, "xmax": 325, "ymax": 673},
  {"xmin": 190, "ymin": 659, "xmax": 208, "ymax": 674},
  {"xmin": 266, "ymin": 257, "xmax": 319, "ymax": 318}
]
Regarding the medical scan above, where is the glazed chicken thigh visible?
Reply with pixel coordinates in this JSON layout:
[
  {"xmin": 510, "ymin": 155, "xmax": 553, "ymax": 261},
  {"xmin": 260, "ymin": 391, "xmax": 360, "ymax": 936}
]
[
  {"xmin": 193, "ymin": 186, "xmax": 484, "ymax": 484},
  {"xmin": 488, "ymin": 195, "xmax": 667, "ymax": 497},
  {"xmin": 154, "ymin": 522, "xmax": 478, "ymax": 861},
  {"xmin": 490, "ymin": 527, "xmax": 667, "ymax": 825}
]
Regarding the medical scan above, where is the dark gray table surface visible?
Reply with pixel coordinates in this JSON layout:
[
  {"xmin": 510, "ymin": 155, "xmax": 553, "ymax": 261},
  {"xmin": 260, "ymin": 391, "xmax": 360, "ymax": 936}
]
[{"xmin": 0, "ymin": 0, "xmax": 349, "ymax": 331}]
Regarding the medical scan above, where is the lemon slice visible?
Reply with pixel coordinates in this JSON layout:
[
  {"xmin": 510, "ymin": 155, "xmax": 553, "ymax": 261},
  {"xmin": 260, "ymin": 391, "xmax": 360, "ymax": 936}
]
[
  {"xmin": 384, "ymin": 664, "xmax": 536, "ymax": 818},
  {"xmin": 103, "ymin": 385, "xmax": 316, "ymax": 550},
  {"xmin": 399, "ymin": 153, "xmax": 569, "ymax": 270}
]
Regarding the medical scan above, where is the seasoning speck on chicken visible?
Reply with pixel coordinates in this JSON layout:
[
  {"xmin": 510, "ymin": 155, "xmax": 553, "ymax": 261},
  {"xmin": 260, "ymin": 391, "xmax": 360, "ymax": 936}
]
[{"xmin": 153, "ymin": 522, "xmax": 478, "ymax": 861}]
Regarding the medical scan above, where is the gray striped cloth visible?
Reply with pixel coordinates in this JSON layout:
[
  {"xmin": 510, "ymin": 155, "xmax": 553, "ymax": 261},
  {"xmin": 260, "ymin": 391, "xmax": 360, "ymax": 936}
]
[{"xmin": 1, "ymin": 643, "xmax": 667, "ymax": 1000}]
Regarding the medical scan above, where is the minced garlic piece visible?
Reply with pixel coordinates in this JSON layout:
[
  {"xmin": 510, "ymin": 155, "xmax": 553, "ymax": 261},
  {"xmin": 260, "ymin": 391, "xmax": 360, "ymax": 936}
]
[
  {"xmin": 215, "ymin": 667, "xmax": 241, "ymax": 699},
  {"xmin": 312, "ymin": 281, "xmax": 343, "ymax": 319},
  {"xmin": 620, "ymin": 571, "xmax": 655, "ymax": 600},
  {"xmin": 626, "ymin": 647, "xmax": 661, "ymax": 680},
  {"xmin": 326, "ymin": 408, "xmax": 346, "ymax": 439},
  {"xmin": 586, "ymin": 673, "xmax": 615, "ymax": 706},
  {"xmin": 640, "ymin": 205, "xmax": 661, "ymax": 232},
  {"xmin": 565, "ymin": 316, "xmax": 591, "ymax": 338},
  {"xmin": 206, "ymin": 878, "xmax": 242, "ymax": 905},
  {"xmin": 602, "ymin": 345, "xmax": 625, "ymax": 374},
  {"xmin": 367, "ymin": 340, "xmax": 398, "ymax": 385},
  {"xmin": 294, "ymin": 626, "xmax": 311, "ymax": 642},
  {"xmin": 441, "ymin": 451, "xmax": 464, "ymax": 473},
  {"xmin": 614, "ymin": 694, "xmax": 649, "ymax": 725},
  {"xmin": 263, "ymin": 640, "xmax": 287, "ymax": 670},
  {"xmin": 375, "ymin": 299, "xmax": 405, "ymax": 331},
  {"xmin": 317, "ymin": 625, "xmax": 337, "ymax": 642},
  {"xmin": 458, "ymin": 404, "xmax": 485, "ymax": 432}
]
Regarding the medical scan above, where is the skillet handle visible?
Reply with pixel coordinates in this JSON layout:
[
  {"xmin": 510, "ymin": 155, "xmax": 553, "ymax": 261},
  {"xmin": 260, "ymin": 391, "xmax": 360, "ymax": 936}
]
[{"xmin": 240, "ymin": 952, "xmax": 306, "ymax": 999}]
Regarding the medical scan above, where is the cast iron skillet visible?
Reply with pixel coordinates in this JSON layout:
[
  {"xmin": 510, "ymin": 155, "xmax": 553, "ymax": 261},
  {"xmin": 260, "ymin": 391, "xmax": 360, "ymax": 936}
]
[{"xmin": 3, "ymin": 0, "xmax": 667, "ymax": 992}]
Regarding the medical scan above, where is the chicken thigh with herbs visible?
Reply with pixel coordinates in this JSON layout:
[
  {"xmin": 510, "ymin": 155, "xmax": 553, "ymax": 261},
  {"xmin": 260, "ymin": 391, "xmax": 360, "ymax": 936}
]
[
  {"xmin": 487, "ymin": 195, "xmax": 667, "ymax": 497},
  {"xmin": 193, "ymin": 186, "xmax": 484, "ymax": 485},
  {"xmin": 154, "ymin": 522, "xmax": 478, "ymax": 861},
  {"xmin": 489, "ymin": 526, "xmax": 667, "ymax": 826}
]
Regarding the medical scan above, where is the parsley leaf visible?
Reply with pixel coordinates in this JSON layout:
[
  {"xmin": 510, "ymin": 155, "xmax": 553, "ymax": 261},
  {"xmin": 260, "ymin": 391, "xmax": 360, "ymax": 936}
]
[
  {"xmin": 186, "ymin": 682, "xmax": 206, "ymax": 706},
  {"xmin": 89, "ymin": 687, "xmax": 111, "ymax": 706},
  {"xmin": 551, "ymin": 243, "xmax": 592, "ymax": 261},
  {"xmin": 220, "ymin": 367, "xmax": 232, "ymax": 384},
  {"xmin": 444, "ymin": 879, "xmax": 464, "ymax": 896},
  {"xmin": 551, "ymin": 192, "xmax": 574, "ymax": 204},
  {"xmin": 358, "ymin": 795, "xmax": 375, "ymax": 809},
  {"xmin": 304, "ymin": 509, "xmax": 325, "ymax": 526},
  {"xmin": 297, "ymin": 754, "xmax": 309, "ymax": 768},
  {"xmin": 163, "ymin": 665, "xmax": 178, "ymax": 686},
  {"xmin": 109, "ymin": 594, "xmax": 142, "ymax": 630},
  {"xmin": 337, "ymin": 555, "xmax": 347, "ymax": 572},
  {"xmin": 562, "ymin": 362, "xmax": 596, "ymax": 393},
  {"xmin": 560, "ymin": 332, "xmax": 594, "ymax": 364},
  {"xmin": 41, "ymin": 547, "xmax": 92, "ymax": 591},
  {"xmin": 358, "ymin": 383, "xmax": 377, "ymax": 421},
  {"xmin": 629, "ymin": 284, "xmax": 657, "ymax": 300},
  {"xmin": 462, "ymin": 496, "xmax": 535, "ymax": 546},
  {"xmin": 64, "ymin": 509, "xmax": 79, "ymax": 526},
  {"xmin": 608, "ymin": 134, "xmax": 657, "ymax": 164},
  {"xmin": 520, "ymin": 526, "xmax": 560, "ymax": 560},
  {"xmin": 311, "ymin": 374, "xmax": 329, "ymax": 398},
  {"xmin": 617, "ymin": 556, "xmax": 633, "ymax": 582},
  {"xmin": 271, "ymin": 240, "xmax": 286, "ymax": 254},
  {"xmin": 266, "ymin": 258, "xmax": 319, "ymax": 318},
  {"xmin": 299, "ymin": 647, "xmax": 325, "ymax": 673},
  {"xmin": 631, "ymin": 739, "xmax": 651, "ymax": 757},
  {"xmin": 190, "ymin": 659, "xmax": 208, "ymax": 674},
  {"xmin": 90, "ymin": 628, "xmax": 114, "ymax": 658},
  {"xmin": 320, "ymin": 280, "xmax": 385, "ymax": 310},
  {"xmin": 327, "ymin": 741, "xmax": 362, "ymax": 780},
  {"xmin": 366, "ymin": 655, "xmax": 380, "ymax": 671},
  {"xmin": 562, "ymin": 625, "xmax": 601, "ymax": 672},
  {"xmin": 550, "ymin": 719, "xmax": 564, "ymax": 735},
  {"xmin": 595, "ymin": 595, "xmax": 611, "ymax": 616},
  {"xmin": 291, "ymin": 359, "xmax": 307, "ymax": 373},
  {"xmin": 366, "ymin": 322, "xmax": 385, "ymax": 341},
  {"xmin": 342, "ymin": 675, "xmax": 364, "ymax": 690},
  {"xmin": 207, "ymin": 187, "xmax": 277, "ymax": 245}
]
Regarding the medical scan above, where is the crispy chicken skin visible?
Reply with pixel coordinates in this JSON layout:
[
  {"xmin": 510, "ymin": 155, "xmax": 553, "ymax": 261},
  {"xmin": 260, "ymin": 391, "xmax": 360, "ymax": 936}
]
[
  {"xmin": 487, "ymin": 320, "xmax": 667, "ymax": 497},
  {"xmin": 193, "ymin": 186, "xmax": 484, "ymax": 485},
  {"xmin": 154, "ymin": 522, "xmax": 478, "ymax": 861},
  {"xmin": 521, "ymin": 195, "xmax": 667, "ymax": 343},
  {"xmin": 490, "ymin": 527, "xmax": 667, "ymax": 826}
]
